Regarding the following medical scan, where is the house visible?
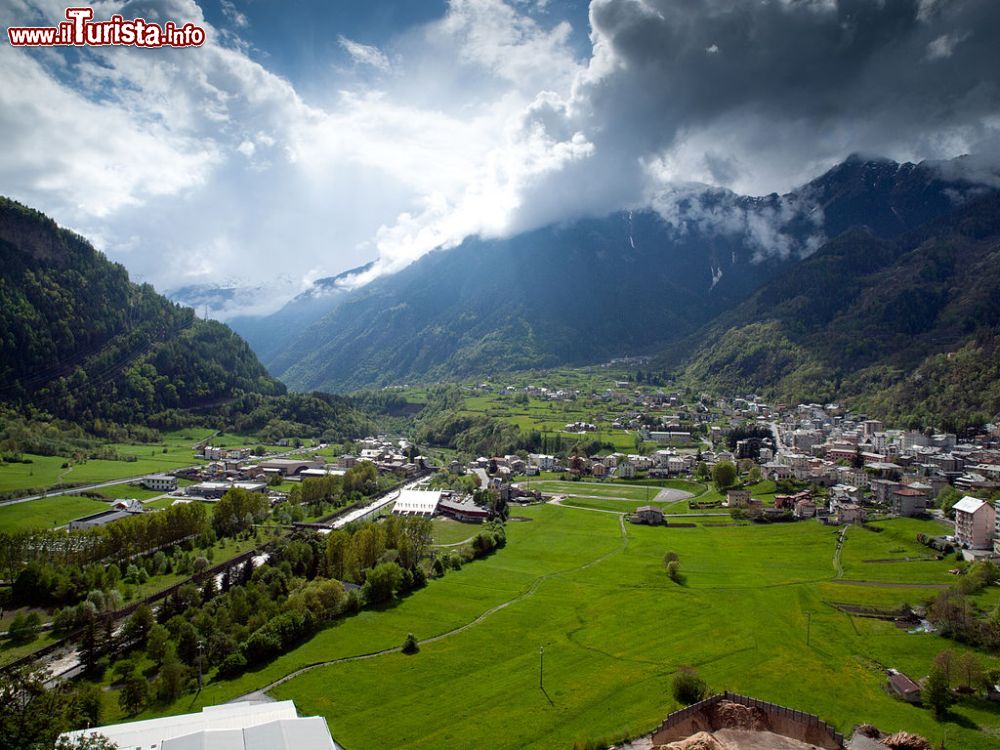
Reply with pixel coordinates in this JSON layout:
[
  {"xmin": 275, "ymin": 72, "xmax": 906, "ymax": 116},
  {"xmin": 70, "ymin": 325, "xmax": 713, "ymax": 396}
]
[
  {"xmin": 762, "ymin": 462, "xmax": 792, "ymax": 481},
  {"xmin": 633, "ymin": 506, "xmax": 664, "ymax": 525},
  {"xmin": 887, "ymin": 669, "xmax": 922, "ymax": 704},
  {"xmin": 616, "ymin": 460, "xmax": 636, "ymax": 479},
  {"xmin": 775, "ymin": 490, "xmax": 812, "ymax": 510},
  {"xmin": 891, "ymin": 486, "xmax": 928, "ymax": 517},
  {"xmin": 726, "ymin": 489, "xmax": 751, "ymax": 508},
  {"xmin": 954, "ymin": 496, "xmax": 995, "ymax": 550},
  {"xmin": 59, "ymin": 700, "xmax": 340, "ymax": 750},
  {"xmin": 835, "ymin": 503, "xmax": 866, "ymax": 525},
  {"xmin": 591, "ymin": 462, "xmax": 608, "ymax": 478},
  {"xmin": 140, "ymin": 474, "xmax": 177, "ymax": 492},
  {"xmin": 793, "ymin": 499, "xmax": 818, "ymax": 518}
]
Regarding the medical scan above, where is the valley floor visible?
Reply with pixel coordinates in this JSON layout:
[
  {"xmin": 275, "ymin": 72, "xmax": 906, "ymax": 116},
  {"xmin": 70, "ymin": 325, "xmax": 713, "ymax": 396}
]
[{"xmin": 140, "ymin": 505, "xmax": 1000, "ymax": 749}]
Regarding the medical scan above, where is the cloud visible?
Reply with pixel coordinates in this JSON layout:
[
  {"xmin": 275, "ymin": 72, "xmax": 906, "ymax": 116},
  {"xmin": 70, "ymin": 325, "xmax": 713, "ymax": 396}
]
[
  {"xmin": 338, "ymin": 35, "xmax": 391, "ymax": 72},
  {"xmin": 3, "ymin": 0, "xmax": 1000, "ymax": 318},
  {"xmin": 220, "ymin": 0, "xmax": 247, "ymax": 28}
]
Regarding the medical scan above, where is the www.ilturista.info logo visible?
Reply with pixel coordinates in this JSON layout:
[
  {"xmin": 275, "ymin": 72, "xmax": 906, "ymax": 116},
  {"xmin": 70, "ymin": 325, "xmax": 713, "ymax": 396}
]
[{"xmin": 8, "ymin": 7, "xmax": 206, "ymax": 48}]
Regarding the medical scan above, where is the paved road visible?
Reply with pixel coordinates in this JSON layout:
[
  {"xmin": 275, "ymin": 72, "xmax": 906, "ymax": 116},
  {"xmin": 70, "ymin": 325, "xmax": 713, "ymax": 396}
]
[{"xmin": 473, "ymin": 467, "xmax": 490, "ymax": 488}]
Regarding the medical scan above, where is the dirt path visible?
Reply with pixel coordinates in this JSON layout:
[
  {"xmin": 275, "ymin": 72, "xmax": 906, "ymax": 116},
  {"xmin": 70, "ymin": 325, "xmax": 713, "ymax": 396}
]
[
  {"xmin": 431, "ymin": 536, "xmax": 476, "ymax": 548},
  {"xmin": 233, "ymin": 511, "xmax": 630, "ymax": 701}
]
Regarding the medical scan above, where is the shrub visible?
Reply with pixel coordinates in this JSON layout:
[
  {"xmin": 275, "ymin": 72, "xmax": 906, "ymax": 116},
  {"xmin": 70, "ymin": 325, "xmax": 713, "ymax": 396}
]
[
  {"xmin": 401, "ymin": 632, "xmax": 420, "ymax": 655},
  {"xmin": 672, "ymin": 665, "xmax": 707, "ymax": 705}
]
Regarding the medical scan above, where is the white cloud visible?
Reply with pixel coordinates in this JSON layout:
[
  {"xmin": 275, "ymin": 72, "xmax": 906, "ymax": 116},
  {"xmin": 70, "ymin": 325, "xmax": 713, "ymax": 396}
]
[
  {"xmin": 926, "ymin": 32, "xmax": 967, "ymax": 61},
  {"xmin": 338, "ymin": 35, "xmax": 391, "ymax": 72},
  {"xmin": 3, "ymin": 0, "xmax": 1000, "ymax": 319},
  {"xmin": 220, "ymin": 0, "xmax": 247, "ymax": 28}
]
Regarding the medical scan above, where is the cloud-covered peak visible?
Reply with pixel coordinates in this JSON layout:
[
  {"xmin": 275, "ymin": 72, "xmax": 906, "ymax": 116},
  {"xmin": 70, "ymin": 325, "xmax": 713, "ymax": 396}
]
[{"xmin": 2, "ymin": 0, "xmax": 1000, "ymax": 318}]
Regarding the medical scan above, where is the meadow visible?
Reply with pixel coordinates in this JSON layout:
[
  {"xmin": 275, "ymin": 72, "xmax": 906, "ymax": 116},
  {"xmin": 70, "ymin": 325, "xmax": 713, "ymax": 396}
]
[
  {"xmin": 116, "ymin": 505, "xmax": 1000, "ymax": 749},
  {"xmin": 0, "ymin": 494, "xmax": 110, "ymax": 531}
]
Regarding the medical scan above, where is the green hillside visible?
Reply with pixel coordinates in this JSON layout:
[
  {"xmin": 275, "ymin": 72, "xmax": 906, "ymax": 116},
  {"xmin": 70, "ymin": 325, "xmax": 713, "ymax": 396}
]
[{"xmin": 677, "ymin": 192, "xmax": 1000, "ymax": 429}]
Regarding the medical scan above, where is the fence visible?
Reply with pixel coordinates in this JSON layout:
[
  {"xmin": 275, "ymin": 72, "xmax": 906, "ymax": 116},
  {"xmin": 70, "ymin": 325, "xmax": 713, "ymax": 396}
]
[{"xmin": 650, "ymin": 691, "xmax": 845, "ymax": 749}]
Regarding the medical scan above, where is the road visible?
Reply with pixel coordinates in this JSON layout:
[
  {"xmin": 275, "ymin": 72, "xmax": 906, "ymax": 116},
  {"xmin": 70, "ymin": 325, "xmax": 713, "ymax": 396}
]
[{"xmin": 329, "ymin": 475, "xmax": 430, "ymax": 530}]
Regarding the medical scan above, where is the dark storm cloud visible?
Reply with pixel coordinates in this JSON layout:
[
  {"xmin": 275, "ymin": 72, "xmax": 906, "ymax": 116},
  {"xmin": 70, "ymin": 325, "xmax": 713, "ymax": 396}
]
[
  {"xmin": 504, "ymin": 0, "xmax": 1000, "ymax": 255},
  {"xmin": 583, "ymin": 0, "xmax": 1000, "ymax": 150}
]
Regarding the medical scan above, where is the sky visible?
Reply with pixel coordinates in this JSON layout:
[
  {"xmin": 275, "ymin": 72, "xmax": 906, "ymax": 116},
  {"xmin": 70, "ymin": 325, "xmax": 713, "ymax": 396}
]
[{"xmin": 3, "ymin": 0, "xmax": 1000, "ymax": 318}]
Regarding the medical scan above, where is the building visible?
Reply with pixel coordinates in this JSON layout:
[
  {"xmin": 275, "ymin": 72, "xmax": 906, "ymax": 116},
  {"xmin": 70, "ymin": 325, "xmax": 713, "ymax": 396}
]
[
  {"xmin": 835, "ymin": 503, "xmax": 866, "ymax": 525},
  {"xmin": 954, "ymin": 496, "xmax": 996, "ymax": 550},
  {"xmin": 256, "ymin": 459, "xmax": 325, "ymax": 477},
  {"xmin": 891, "ymin": 486, "xmax": 928, "ymax": 517},
  {"xmin": 68, "ymin": 505, "xmax": 145, "ymax": 530},
  {"xmin": 887, "ymin": 670, "xmax": 922, "ymax": 704},
  {"xmin": 438, "ymin": 497, "xmax": 490, "ymax": 523},
  {"xmin": 59, "ymin": 700, "xmax": 340, "ymax": 750},
  {"xmin": 188, "ymin": 481, "xmax": 267, "ymax": 500},
  {"xmin": 793, "ymin": 499, "xmax": 818, "ymax": 518},
  {"xmin": 392, "ymin": 489, "xmax": 442, "ymax": 517},
  {"xmin": 616, "ymin": 460, "xmax": 636, "ymax": 479},
  {"xmin": 633, "ymin": 506, "xmax": 664, "ymax": 525},
  {"xmin": 140, "ymin": 474, "xmax": 177, "ymax": 492},
  {"xmin": 726, "ymin": 489, "xmax": 751, "ymax": 508}
]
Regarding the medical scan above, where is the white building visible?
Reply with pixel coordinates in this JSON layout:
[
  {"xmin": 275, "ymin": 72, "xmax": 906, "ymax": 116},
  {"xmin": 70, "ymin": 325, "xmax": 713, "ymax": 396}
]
[
  {"xmin": 141, "ymin": 474, "xmax": 177, "ymax": 492},
  {"xmin": 392, "ymin": 489, "xmax": 442, "ymax": 517},
  {"xmin": 59, "ymin": 701, "xmax": 340, "ymax": 750},
  {"xmin": 954, "ymin": 496, "xmax": 996, "ymax": 550}
]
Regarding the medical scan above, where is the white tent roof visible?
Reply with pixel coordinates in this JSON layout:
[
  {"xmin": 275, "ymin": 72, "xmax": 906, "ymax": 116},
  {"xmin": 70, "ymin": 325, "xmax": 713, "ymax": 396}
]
[
  {"xmin": 393, "ymin": 489, "xmax": 442, "ymax": 515},
  {"xmin": 61, "ymin": 701, "xmax": 338, "ymax": 750}
]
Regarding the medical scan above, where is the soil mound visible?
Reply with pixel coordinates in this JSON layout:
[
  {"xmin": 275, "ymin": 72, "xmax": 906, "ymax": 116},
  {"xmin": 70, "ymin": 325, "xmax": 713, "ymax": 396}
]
[{"xmin": 711, "ymin": 701, "xmax": 769, "ymax": 731}]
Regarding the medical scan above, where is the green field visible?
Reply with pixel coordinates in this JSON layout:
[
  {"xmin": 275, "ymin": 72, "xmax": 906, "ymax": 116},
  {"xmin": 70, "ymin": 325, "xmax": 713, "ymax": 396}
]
[
  {"xmin": 0, "ymin": 495, "xmax": 111, "ymax": 531},
  {"xmin": 117, "ymin": 507, "xmax": 1000, "ymax": 749},
  {"xmin": 267, "ymin": 509, "xmax": 996, "ymax": 749},
  {"xmin": 430, "ymin": 517, "xmax": 480, "ymax": 545}
]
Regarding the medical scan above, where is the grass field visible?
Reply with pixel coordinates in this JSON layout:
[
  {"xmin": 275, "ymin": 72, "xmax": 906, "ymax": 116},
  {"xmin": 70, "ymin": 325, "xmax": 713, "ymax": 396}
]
[
  {"xmin": 112, "ymin": 506, "xmax": 1000, "ymax": 749},
  {"xmin": 0, "ymin": 494, "xmax": 111, "ymax": 531},
  {"xmin": 265, "ymin": 509, "xmax": 997, "ymax": 749},
  {"xmin": 430, "ymin": 517, "xmax": 479, "ymax": 545}
]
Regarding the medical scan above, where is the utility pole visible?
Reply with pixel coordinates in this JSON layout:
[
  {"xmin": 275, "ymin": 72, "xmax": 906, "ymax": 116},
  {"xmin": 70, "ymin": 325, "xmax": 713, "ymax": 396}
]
[{"xmin": 539, "ymin": 645, "xmax": 544, "ymax": 690}]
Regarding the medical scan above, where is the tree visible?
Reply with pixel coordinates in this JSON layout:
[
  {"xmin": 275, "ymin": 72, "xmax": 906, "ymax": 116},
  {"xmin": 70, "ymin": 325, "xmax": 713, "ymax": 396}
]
[
  {"xmin": 120, "ymin": 603, "xmax": 154, "ymax": 648},
  {"xmin": 118, "ymin": 674, "xmax": 149, "ymax": 715},
  {"xmin": 672, "ymin": 666, "xmax": 707, "ymax": 705},
  {"xmin": 155, "ymin": 647, "xmax": 189, "ymax": 704},
  {"xmin": 712, "ymin": 461, "xmax": 737, "ymax": 491},
  {"xmin": 54, "ymin": 734, "xmax": 118, "ymax": 750},
  {"xmin": 666, "ymin": 560, "xmax": 683, "ymax": 584},
  {"xmin": 0, "ymin": 663, "xmax": 67, "ymax": 750},
  {"xmin": 7, "ymin": 611, "xmax": 40, "ymax": 645},
  {"xmin": 146, "ymin": 623, "xmax": 171, "ymax": 665},
  {"xmin": 362, "ymin": 562, "xmax": 405, "ymax": 605},
  {"xmin": 955, "ymin": 651, "xmax": 986, "ymax": 691},
  {"xmin": 212, "ymin": 488, "xmax": 268, "ymax": 536},
  {"xmin": 923, "ymin": 665, "xmax": 954, "ymax": 719}
]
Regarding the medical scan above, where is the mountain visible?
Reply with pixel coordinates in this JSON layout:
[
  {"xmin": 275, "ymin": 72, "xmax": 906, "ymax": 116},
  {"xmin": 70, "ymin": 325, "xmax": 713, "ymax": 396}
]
[
  {"xmin": 0, "ymin": 197, "xmax": 285, "ymax": 426},
  {"xmin": 675, "ymin": 188, "xmax": 1000, "ymax": 430},
  {"xmin": 255, "ymin": 155, "xmax": 986, "ymax": 393},
  {"xmin": 228, "ymin": 262, "xmax": 374, "ymax": 371}
]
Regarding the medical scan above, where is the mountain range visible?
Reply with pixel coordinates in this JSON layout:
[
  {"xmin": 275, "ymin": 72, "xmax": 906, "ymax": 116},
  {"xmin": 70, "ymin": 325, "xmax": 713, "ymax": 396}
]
[
  {"xmin": 233, "ymin": 155, "xmax": 996, "ymax": 410},
  {"xmin": 3, "ymin": 153, "xmax": 998, "ymax": 434}
]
